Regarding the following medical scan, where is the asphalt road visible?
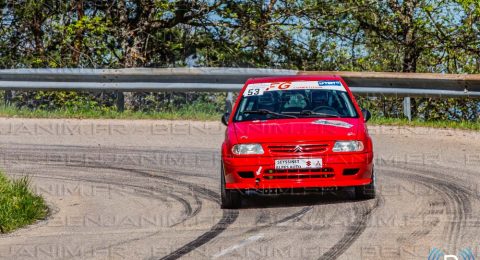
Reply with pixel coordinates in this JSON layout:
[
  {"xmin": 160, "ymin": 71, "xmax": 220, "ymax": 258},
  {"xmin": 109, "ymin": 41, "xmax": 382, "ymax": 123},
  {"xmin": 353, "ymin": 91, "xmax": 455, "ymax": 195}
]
[{"xmin": 0, "ymin": 118, "xmax": 479, "ymax": 260}]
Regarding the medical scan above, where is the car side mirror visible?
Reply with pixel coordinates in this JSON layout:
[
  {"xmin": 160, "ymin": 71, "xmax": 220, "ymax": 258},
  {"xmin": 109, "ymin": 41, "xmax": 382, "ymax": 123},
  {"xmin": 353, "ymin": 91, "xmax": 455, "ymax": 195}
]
[
  {"xmin": 361, "ymin": 109, "xmax": 371, "ymax": 122},
  {"xmin": 221, "ymin": 112, "xmax": 230, "ymax": 126}
]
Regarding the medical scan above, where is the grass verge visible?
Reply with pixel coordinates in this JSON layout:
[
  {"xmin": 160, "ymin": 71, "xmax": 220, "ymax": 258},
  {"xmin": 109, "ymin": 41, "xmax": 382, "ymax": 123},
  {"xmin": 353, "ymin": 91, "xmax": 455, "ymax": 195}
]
[
  {"xmin": 0, "ymin": 104, "xmax": 221, "ymax": 121},
  {"xmin": 0, "ymin": 105, "xmax": 478, "ymax": 131},
  {"xmin": 0, "ymin": 173, "xmax": 47, "ymax": 233},
  {"xmin": 369, "ymin": 117, "xmax": 480, "ymax": 131}
]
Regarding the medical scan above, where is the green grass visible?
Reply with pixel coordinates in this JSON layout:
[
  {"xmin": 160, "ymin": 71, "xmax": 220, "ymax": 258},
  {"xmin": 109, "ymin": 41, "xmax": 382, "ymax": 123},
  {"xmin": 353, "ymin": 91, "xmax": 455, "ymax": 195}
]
[
  {"xmin": 0, "ymin": 104, "xmax": 478, "ymax": 131},
  {"xmin": 0, "ymin": 104, "xmax": 221, "ymax": 121},
  {"xmin": 369, "ymin": 117, "xmax": 480, "ymax": 131},
  {"xmin": 0, "ymin": 173, "xmax": 47, "ymax": 233}
]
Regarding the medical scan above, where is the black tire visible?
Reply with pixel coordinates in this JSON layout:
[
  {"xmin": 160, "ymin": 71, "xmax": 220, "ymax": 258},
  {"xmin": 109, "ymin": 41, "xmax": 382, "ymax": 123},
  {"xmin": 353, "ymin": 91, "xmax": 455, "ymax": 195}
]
[
  {"xmin": 221, "ymin": 166, "xmax": 241, "ymax": 209},
  {"xmin": 354, "ymin": 170, "xmax": 376, "ymax": 200}
]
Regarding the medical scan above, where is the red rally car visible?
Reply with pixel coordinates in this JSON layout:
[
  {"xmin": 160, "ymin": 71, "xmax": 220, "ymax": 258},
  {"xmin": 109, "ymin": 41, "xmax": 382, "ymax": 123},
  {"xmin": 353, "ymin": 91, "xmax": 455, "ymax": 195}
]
[{"xmin": 220, "ymin": 75, "xmax": 375, "ymax": 208}]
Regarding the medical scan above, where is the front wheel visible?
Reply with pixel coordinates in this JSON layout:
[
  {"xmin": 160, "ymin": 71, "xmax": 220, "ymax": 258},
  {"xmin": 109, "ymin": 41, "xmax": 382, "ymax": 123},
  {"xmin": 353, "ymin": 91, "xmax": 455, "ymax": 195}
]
[
  {"xmin": 221, "ymin": 166, "xmax": 241, "ymax": 209},
  {"xmin": 354, "ymin": 170, "xmax": 376, "ymax": 200}
]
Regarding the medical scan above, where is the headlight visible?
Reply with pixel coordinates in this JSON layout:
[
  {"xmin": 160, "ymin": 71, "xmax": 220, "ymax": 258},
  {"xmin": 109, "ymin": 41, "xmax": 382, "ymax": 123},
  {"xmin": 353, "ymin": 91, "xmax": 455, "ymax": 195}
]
[
  {"xmin": 332, "ymin": 141, "xmax": 364, "ymax": 152},
  {"xmin": 232, "ymin": 144, "xmax": 264, "ymax": 155}
]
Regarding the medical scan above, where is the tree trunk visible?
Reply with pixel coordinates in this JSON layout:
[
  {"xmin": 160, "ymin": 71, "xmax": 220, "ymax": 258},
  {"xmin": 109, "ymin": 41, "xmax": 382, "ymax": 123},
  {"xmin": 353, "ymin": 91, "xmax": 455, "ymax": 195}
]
[
  {"xmin": 402, "ymin": 44, "xmax": 419, "ymax": 72},
  {"xmin": 72, "ymin": 0, "xmax": 84, "ymax": 66}
]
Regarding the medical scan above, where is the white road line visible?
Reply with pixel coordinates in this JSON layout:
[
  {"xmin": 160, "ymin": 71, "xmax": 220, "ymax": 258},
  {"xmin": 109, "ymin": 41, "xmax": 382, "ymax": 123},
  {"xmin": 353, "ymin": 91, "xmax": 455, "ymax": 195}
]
[{"xmin": 212, "ymin": 234, "xmax": 264, "ymax": 259}]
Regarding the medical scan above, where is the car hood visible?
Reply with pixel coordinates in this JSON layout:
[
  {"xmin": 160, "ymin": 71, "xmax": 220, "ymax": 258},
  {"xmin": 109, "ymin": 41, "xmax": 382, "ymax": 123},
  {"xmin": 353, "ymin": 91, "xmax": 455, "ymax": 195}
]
[{"xmin": 232, "ymin": 118, "xmax": 362, "ymax": 143}]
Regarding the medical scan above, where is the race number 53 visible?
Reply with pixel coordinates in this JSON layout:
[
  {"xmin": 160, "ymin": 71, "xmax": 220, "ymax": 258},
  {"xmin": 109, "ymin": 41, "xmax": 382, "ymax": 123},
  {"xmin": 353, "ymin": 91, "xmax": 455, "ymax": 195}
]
[{"xmin": 247, "ymin": 88, "xmax": 261, "ymax": 96}]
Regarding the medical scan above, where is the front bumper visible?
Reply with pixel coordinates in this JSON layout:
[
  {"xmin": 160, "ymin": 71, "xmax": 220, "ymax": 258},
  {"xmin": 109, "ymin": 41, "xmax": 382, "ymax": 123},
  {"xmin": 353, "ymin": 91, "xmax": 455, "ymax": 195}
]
[{"xmin": 223, "ymin": 152, "xmax": 373, "ymax": 190}]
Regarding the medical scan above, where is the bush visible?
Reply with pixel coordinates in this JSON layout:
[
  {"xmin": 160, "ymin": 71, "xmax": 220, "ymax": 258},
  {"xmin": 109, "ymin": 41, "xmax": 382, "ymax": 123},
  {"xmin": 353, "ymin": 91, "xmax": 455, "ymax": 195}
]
[{"xmin": 355, "ymin": 96, "xmax": 479, "ymax": 121}]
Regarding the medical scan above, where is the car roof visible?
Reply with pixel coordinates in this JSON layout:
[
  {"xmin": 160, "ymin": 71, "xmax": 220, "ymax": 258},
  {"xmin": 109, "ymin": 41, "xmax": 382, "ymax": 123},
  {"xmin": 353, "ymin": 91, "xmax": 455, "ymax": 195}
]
[{"xmin": 245, "ymin": 75, "xmax": 342, "ymax": 84}]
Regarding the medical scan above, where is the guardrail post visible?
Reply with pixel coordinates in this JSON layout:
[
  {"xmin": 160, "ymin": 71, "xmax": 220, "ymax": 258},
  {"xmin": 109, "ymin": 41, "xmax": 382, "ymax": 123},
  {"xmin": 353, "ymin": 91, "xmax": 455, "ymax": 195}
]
[
  {"xmin": 403, "ymin": 97, "xmax": 412, "ymax": 121},
  {"xmin": 116, "ymin": 91, "xmax": 125, "ymax": 112},
  {"xmin": 225, "ymin": 92, "xmax": 233, "ymax": 112},
  {"xmin": 4, "ymin": 90, "xmax": 12, "ymax": 107}
]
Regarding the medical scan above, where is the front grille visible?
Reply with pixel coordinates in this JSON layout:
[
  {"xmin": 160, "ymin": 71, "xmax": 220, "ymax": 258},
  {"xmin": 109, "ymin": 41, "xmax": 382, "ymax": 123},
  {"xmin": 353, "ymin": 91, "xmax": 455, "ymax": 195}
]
[
  {"xmin": 265, "ymin": 168, "xmax": 334, "ymax": 174},
  {"xmin": 268, "ymin": 144, "xmax": 328, "ymax": 154},
  {"xmin": 263, "ymin": 168, "xmax": 334, "ymax": 180}
]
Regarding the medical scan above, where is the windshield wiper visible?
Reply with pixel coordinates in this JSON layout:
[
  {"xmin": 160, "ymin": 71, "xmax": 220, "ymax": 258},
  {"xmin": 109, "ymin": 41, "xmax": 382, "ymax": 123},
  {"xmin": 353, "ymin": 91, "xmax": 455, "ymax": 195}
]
[
  {"xmin": 296, "ymin": 110, "xmax": 340, "ymax": 118},
  {"xmin": 243, "ymin": 109, "xmax": 297, "ymax": 119}
]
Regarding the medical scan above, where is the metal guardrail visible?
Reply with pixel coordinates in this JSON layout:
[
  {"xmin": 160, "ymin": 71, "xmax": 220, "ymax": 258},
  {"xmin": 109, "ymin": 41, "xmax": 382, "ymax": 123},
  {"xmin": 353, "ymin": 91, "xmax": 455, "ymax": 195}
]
[
  {"xmin": 0, "ymin": 67, "xmax": 479, "ymax": 119},
  {"xmin": 0, "ymin": 67, "xmax": 479, "ymax": 95}
]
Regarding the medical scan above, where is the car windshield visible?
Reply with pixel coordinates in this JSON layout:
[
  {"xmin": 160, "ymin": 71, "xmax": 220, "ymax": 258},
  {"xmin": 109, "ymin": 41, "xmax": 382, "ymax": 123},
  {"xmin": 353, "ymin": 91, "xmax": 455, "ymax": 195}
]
[{"xmin": 234, "ymin": 81, "xmax": 358, "ymax": 122}]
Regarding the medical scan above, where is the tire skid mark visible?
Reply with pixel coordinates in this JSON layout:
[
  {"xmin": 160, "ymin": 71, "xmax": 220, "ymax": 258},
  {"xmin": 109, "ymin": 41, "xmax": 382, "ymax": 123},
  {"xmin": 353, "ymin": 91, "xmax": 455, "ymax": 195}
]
[
  {"xmin": 1, "ymin": 143, "xmax": 218, "ymax": 156},
  {"xmin": 2, "ymin": 146, "xmax": 218, "ymax": 179},
  {"xmin": 113, "ymin": 167, "xmax": 220, "ymax": 203},
  {"xmin": 29, "ymin": 162, "xmax": 207, "ymax": 221},
  {"xmin": 401, "ymin": 198, "xmax": 442, "ymax": 242},
  {"xmin": 376, "ymin": 168, "xmax": 444, "ymax": 244},
  {"xmin": 380, "ymin": 164, "xmax": 473, "ymax": 252},
  {"xmin": 209, "ymin": 197, "xmax": 350, "ymax": 258},
  {"xmin": 97, "ymin": 166, "xmax": 240, "ymax": 260},
  {"xmin": 158, "ymin": 209, "xmax": 239, "ymax": 260},
  {"xmin": 190, "ymin": 192, "xmax": 203, "ymax": 221},
  {"xmin": 385, "ymin": 165, "xmax": 472, "ymax": 250},
  {"xmin": 246, "ymin": 206, "xmax": 313, "ymax": 234},
  {"xmin": 22, "ymin": 173, "xmax": 195, "ymax": 227},
  {"xmin": 317, "ymin": 196, "xmax": 382, "ymax": 260}
]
